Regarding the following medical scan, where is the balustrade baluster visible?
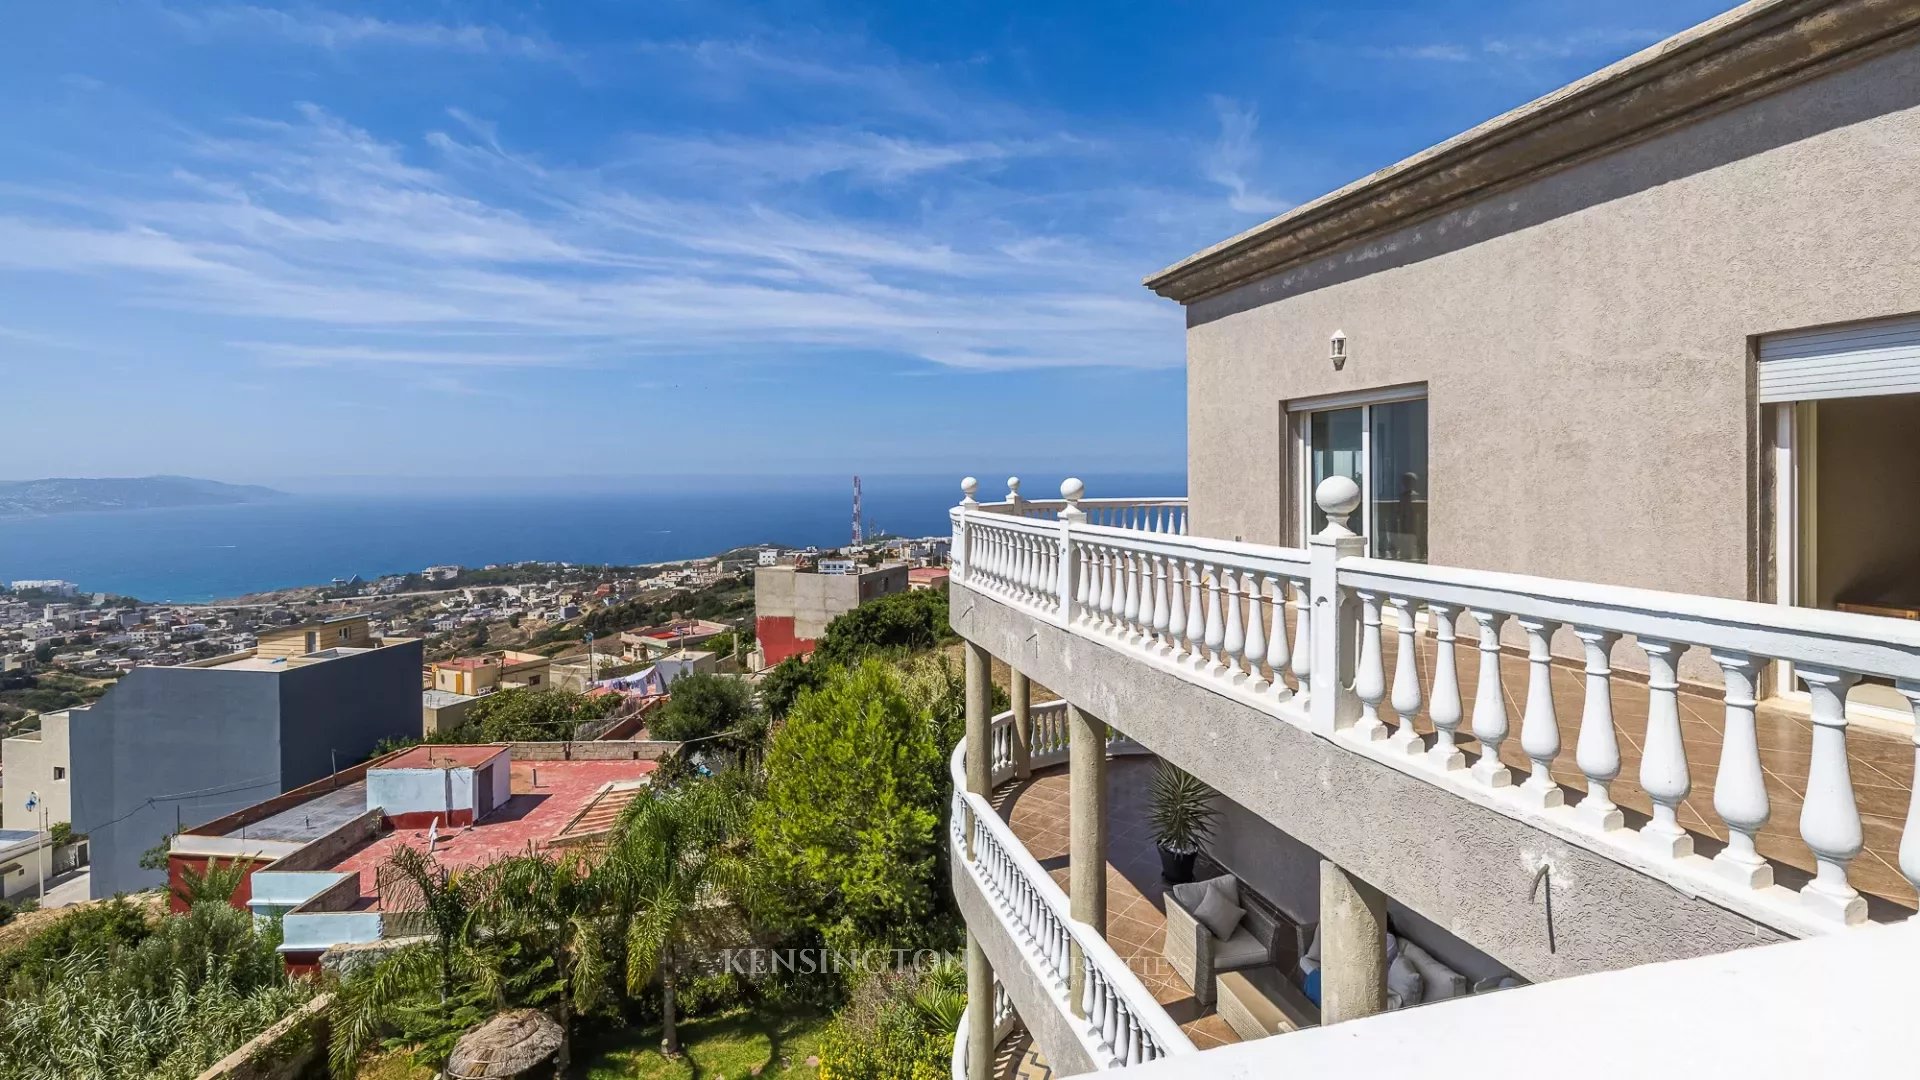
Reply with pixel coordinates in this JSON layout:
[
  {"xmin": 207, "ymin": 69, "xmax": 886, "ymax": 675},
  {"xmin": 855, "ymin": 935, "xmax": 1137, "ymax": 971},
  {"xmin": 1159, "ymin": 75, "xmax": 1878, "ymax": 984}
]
[
  {"xmin": 1266, "ymin": 578, "xmax": 1293, "ymax": 696},
  {"xmin": 1797, "ymin": 665, "xmax": 1866, "ymax": 922},
  {"xmin": 1098, "ymin": 545, "xmax": 1113, "ymax": 622},
  {"xmin": 1122, "ymin": 549, "xmax": 1142, "ymax": 638},
  {"xmin": 1175, "ymin": 564, "xmax": 1190, "ymax": 657},
  {"xmin": 1101, "ymin": 547, "xmax": 1120, "ymax": 628},
  {"xmin": 1572, "ymin": 629, "xmax": 1623, "ymax": 830},
  {"xmin": 1517, "ymin": 618, "xmax": 1564, "ymax": 808},
  {"xmin": 1202, "ymin": 566, "xmax": 1226, "ymax": 674},
  {"xmin": 1710, "ymin": 651, "xmax": 1771, "ymax": 887},
  {"xmin": 1222, "ymin": 569, "xmax": 1247, "ymax": 682},
  {"xmin": 1161, "ymin": 558, "xmax": 1185, "ymax": 657},
  {"xmin": 1354, "ymin": 590, "xmax": 1387, "ymax": 740},
  {"xmin": 1900, "ymin": 682, "xmax": 1920, "ymax": 904},
  {"xmin": 1388, "ymin": 597, "xmax": 1423, "ymax": 754},
  {"xmin": 1150, "ymin": 556, "xmax": 1172, "ymax": 653},
  {"xmin": 1290, "ymin": 585, "xmax": 1312, "ymax": 701},
  {"xmin": 1245, "ymin": 572, "xmax": 1269, "ymax": 692},
  {"xmin": 1075, "ymin": 542, "xmax": 1093, "ymax": 621},
  {"xmin": 1637, "ymin": 638, "xmax": 1693, "ymax": 858},
  {"xmin": 1468, "ymin": 610, "xmax": 1512, "ymax": 787}
]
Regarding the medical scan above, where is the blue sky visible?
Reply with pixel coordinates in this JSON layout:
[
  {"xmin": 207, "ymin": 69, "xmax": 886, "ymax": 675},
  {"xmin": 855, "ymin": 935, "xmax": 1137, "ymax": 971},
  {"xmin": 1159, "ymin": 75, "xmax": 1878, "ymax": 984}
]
[{"xmin": 0, "ymin": 0, "xmax": 1730, "ymax": 489}]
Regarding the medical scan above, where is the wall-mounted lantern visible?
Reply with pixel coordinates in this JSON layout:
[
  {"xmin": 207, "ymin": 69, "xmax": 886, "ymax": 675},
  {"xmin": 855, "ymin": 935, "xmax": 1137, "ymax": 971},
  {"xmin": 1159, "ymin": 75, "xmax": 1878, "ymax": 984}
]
[{"xmin": 1330, "ymin": 330, "xmax": 1348, "ymax": 371}]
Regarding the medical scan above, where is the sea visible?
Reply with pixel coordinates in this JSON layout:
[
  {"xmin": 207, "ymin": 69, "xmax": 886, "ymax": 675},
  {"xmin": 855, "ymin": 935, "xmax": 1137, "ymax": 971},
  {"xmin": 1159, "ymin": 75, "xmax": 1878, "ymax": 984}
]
[{"xmin": 0, "ymin": 472, "xmax": 1185, "ymax": 604}]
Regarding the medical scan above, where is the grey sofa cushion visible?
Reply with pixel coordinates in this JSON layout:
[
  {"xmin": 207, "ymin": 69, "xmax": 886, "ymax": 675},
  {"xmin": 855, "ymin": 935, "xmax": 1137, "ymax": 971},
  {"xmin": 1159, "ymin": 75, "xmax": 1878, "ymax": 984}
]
[
  {"xmin": 1212, "ymin": 927, "xmax": 1269, "ymax": 968},
  {"xmin": 1193, "ymin": 884, "xmax": 1245, "ymax": 941},
  {"xmin": 1170, "ymin": 873, "xmax": 1240, "ymax": 914}
]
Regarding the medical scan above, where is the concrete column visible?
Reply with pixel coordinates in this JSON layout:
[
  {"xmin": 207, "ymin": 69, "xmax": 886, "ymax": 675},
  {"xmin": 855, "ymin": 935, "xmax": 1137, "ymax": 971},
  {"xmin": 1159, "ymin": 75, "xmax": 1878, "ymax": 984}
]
[
  {"xmin": 1067, "ymin": 702, "xmax": 1108, "ymax": 1013},
  {"xmin": 964, "ymin": 640, "xmax": 992, "ymax": 862},
  {"xmin": 967, "ymin": 932, "xmax": 995, "ymax": 1080},
  {"xmin": 1010, "ymin": 669, "xmax": 1032, "ymax": 779},
  {"xmin": 964, "ymin": 640, "xmax": 992, "ymax": 798},
  {"xmin": 1319, "ymin": 859, "xmax": 1389, "ymax": 1024}
]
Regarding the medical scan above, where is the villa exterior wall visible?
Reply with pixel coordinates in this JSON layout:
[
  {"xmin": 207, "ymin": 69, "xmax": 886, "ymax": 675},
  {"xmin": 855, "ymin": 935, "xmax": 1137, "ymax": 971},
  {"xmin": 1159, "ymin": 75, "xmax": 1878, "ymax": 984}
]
[{"xmin": 1184, "ymin": 40, "xmax": 1920, "ymax": 603}]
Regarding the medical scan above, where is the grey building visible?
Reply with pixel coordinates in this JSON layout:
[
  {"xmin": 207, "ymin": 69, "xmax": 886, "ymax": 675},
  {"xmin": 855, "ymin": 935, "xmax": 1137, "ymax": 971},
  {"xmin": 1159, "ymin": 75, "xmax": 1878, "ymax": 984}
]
[{"xmin": 25, "ymin": 619, "xmax": 423, "ymax": 898}]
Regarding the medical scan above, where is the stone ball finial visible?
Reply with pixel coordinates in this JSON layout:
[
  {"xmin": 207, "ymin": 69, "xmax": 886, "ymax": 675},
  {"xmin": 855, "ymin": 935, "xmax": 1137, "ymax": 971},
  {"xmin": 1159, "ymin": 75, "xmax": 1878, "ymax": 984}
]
[
  {"xmin": 1314, "ymin": 475, "xmax": 1362, "ymax": 533},
  {"xmin": 1060, "ymin": 477, "xmax": 1085, "ymax": 503},
  {"xmin": 961, "ymin": 476, "xmax": 978, "ymax": 499},
  {"xmin": 1006, "ymin": 476, "xmax": 1021, "ymax": 498}
]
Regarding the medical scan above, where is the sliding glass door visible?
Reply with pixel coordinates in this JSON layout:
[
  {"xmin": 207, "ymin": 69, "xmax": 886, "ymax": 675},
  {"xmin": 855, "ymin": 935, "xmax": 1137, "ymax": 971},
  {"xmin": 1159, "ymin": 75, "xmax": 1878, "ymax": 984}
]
[{"xmin": 1298, "ymin": 393, "xmax": 1428, "ymax": 561}]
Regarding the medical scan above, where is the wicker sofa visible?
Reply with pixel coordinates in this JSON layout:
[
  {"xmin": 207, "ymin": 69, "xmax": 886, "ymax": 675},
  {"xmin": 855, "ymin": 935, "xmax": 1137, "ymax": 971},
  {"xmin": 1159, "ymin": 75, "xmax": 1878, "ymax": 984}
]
[{"xmin": 1163, "ymin": 874, "xmax": 1306, "ymax": 1008}]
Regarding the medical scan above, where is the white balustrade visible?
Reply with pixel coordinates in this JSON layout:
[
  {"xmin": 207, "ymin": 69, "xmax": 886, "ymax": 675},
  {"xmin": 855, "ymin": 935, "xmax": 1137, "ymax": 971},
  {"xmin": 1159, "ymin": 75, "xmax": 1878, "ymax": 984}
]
[
  {"xmin": 955, "ymin": 475, "xmax": 1920, "ymax": 936},
  {"xmin": 950, "ymin": 734, "xmax": 1194, "ymax": 1066}
]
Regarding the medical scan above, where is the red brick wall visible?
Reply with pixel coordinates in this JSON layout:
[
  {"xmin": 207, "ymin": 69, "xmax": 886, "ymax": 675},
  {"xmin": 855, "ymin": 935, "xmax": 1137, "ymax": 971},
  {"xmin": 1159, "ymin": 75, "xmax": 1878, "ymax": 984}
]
[{"xmin": 757, "ymin": 615, "xmax": 816, "ymax": 667}]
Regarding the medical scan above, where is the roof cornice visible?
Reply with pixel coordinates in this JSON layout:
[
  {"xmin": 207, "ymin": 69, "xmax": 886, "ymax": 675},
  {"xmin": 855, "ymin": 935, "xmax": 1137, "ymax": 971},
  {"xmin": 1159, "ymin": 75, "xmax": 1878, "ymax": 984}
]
[{"xmin": 1144, "ymin": 0, "xmax": 1920, "ymax": 304}]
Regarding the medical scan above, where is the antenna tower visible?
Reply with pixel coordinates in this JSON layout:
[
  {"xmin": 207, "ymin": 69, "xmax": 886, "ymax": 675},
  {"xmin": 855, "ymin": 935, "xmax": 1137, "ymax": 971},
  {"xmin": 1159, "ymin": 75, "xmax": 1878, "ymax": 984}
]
[{"xmin": 851, "ymin": 475, "xmax": 864, "ymax": 545}]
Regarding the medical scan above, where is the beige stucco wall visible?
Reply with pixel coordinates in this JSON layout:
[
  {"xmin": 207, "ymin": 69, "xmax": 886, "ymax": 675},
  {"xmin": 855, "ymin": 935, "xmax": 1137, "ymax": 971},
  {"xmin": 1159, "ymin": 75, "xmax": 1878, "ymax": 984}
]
[
  {"xmin": 0, "ymin": 709, "xmax": 72, "ymax": 830},
  {"xmin": 1184, "ymin": 41, "xmax": 1920, "ymax": 603}
]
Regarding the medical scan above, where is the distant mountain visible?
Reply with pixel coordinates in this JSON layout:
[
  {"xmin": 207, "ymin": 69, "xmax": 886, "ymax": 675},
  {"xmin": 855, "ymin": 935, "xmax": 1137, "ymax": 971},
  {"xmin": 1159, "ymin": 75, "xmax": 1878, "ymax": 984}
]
[{"xmin": 0, "ymin": 476, "xmax": 286, "ymax": 517}]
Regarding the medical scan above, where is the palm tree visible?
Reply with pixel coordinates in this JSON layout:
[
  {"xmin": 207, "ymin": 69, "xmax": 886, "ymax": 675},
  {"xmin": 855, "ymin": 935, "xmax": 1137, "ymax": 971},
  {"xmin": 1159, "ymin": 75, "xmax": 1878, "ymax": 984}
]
[
  {"xmin": 478, "ymin": 850, "xmax": 611, "ymax": 1078},
  {"xmin": 602, "ymin": 776, "xmax": 752, "ymax": 1058},
  {"xmin": 171, "ymin": 855, "xmax": 256, "ymax": 908},
  {"xmin": 328, "ymin": 846, "xmax": 501, "ymax": 1078}
]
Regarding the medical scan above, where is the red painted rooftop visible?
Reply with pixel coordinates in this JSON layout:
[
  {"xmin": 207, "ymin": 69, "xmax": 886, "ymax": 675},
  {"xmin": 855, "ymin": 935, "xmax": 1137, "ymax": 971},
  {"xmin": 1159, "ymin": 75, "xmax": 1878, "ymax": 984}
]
[
  {"xmin": 437, "ymin": 657, "xmax": 495, "ymax": 670},
  {"xmin": 379, "ymin": 744, "xmax": 508, "ymax": 770},
  {"xmin": 329, "ymin": 758, "xmax": 657, "ymax": 901}
]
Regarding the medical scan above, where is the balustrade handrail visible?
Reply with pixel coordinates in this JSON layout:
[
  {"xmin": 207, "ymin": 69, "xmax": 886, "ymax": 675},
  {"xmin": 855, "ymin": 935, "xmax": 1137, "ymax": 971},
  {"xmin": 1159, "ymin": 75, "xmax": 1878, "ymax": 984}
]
[
  {"xmin": 948, "ymin": 737, "xmax": 1196, "ymax": 1062},
  {"xmin": 1339, "ymin": 555, "xmax": 1920, "ymax": 678}
]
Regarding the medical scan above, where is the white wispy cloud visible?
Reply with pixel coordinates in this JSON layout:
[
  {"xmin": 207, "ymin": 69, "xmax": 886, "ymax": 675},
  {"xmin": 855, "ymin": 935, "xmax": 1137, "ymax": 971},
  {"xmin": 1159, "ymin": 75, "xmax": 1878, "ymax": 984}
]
[
  {"xmin": 1201, "ymin": 96, "xmax": 1290, "ymax": 217},
  {"xmin": 166, "ymin": 5, "xmax": 563, "ymax": 60},
  {"xmin": 1357, "ymin": 28, "xmax": 1663, "ymax": 65},
  {"xmin": 0, "ymin": 102, "xmax": 1194, "ymax": 373}
]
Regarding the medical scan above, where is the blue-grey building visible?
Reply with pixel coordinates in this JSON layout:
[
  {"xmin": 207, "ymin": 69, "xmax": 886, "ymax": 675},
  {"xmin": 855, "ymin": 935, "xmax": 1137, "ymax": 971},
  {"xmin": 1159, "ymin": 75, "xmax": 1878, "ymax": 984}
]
[{"xmin": 46, "ymin": 616, "xmax": 422, "ymax": 897}]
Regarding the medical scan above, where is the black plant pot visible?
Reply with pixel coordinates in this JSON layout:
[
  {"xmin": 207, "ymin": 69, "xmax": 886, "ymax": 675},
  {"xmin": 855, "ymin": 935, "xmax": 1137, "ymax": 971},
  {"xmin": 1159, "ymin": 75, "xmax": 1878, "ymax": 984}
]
[{"xmin": 1158, "ymin": 846, "xmax": 1197, "ymax": 884}]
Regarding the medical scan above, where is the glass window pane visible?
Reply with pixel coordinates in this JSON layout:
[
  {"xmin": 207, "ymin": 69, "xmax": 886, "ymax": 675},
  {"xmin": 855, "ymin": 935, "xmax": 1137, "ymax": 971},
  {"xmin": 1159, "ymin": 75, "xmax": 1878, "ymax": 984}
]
[
  {"xmin": 1369, "ymin": 398, "xmax": 1428, "ymax": 561},
  {"xmin": 1309, "ymin": 407, "xmax": 1363, "ymax": 536}
]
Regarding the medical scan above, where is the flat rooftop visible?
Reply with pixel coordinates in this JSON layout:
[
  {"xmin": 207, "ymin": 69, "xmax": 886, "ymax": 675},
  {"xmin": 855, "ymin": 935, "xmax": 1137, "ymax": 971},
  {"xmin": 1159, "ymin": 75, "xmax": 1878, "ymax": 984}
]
[
  {"xmin": 238, "ymin": 781, "xmax": 369, "ymax": 845},
  {"xmin": 422, "ymin": 688, "xmax": 476, "ymax": 708},
  {"xmin": 329, "ymin": 758, "xmax": 655, "ymax": 899}
]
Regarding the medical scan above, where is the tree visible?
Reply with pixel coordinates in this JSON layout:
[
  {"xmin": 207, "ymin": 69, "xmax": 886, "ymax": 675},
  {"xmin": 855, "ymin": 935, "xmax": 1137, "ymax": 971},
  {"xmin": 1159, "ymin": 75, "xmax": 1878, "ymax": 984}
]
[
  {"xmin": 812, "ymin": 589, "xmax": 950, "ymax": 668},
  {"xmin": 329, "ymin": 847, "xmax": 500, "ymax": 1077},
  {"xmin": 650, "ymin": 673, "xmax": 765, "ymax": 767},
  {"xmin": 750, "ymin": 659, "xmax": 952, "ymax": 956},
  {"xmin": 604, "ymin": 776, "xmax": 752, "ymax": 1058},
  {"xmin": 479, "ymin": 851, "xmax": 610, "ymax": 1077},
  {"xmin": 172, "ymin": 856, "xmax": 255, "ymax": 908},
  {"xmin": 756, "ymin": 655, "xmax": 826, "ymax": 721}
]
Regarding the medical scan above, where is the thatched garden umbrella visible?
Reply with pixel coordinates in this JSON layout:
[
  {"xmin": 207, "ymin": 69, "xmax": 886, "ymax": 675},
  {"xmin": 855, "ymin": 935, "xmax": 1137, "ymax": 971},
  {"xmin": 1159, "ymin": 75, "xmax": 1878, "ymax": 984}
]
[{"xmin": 446, "ymin": 1009, "xmax": 564, "ymax": 1079}]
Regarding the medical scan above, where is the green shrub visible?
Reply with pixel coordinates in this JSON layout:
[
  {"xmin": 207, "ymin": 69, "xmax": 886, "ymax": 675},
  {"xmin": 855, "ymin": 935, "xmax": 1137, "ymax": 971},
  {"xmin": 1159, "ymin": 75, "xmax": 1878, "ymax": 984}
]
[
  {"xmin": 817, "ymin": 965, "xmax": 956, "ymax": 1080},
  {"xmin": 750, "ymin": 659, "xmax": 957, "ymax": 960}
]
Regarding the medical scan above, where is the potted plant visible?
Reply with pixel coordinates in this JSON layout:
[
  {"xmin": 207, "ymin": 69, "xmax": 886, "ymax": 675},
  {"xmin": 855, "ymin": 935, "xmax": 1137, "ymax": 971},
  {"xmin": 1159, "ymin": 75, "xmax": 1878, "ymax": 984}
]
[{"xmin": 1149, "ymin": 761, "xmax": 1219, "ymax": 884}]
